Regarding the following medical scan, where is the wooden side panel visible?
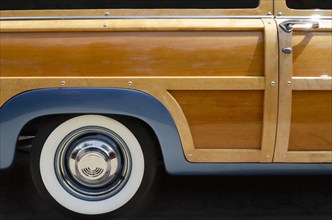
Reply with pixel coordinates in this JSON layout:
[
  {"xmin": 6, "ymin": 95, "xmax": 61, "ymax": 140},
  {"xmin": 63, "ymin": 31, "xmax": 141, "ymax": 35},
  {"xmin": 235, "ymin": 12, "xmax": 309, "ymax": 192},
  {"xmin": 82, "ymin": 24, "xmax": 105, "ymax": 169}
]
[
  {"xmin": 292, "ymin": 32, "xmax": 332, "ymax": 77},
  {"xmin": 274, "ymin": 20, "xmax": 332, "ymax": 163},
  {"xmin": 0, "ymin": 31, "xmax": 263, "ymax": 77},
  {"xmin": 0, "ymin": 18, "xmax": 276, "ymax": 163},
  {"xmin": 169, "ymin": 90, "xmax": 264, "ymax": 150},
  {"xmin": 289, "ymin": 91, "xmax": 332, "ymax": 151},
  {"xmin": 289, "ymin": 30, "xmax": 332, "ymax": 156}
]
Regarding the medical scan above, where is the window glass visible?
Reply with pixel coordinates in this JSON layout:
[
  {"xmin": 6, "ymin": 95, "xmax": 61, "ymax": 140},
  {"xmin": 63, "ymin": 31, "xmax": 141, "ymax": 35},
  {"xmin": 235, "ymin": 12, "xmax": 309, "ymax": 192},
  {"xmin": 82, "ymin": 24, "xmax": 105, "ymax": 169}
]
[
  {"xmin": 0, "ymin": 0, "xmax": 259, "ymax": 10},
  {"xmin": 286, "ymin": 0, "xmax": 332, "ymax": 9}
]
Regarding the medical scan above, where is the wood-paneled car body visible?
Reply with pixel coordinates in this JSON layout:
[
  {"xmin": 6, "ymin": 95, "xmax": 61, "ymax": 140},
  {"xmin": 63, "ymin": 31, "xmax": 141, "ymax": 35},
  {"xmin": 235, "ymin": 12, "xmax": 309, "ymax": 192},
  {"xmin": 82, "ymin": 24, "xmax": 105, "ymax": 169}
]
[{"xmin": 0, "ymin": 0, "xmax": 331, "ymax": 217}]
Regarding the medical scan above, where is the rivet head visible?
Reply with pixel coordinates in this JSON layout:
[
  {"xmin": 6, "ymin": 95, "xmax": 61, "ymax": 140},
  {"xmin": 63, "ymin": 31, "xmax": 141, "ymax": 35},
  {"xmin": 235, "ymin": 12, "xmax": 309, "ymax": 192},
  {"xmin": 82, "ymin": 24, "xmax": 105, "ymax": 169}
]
[
  {"xmin": 270, "ymin": 81, "xmax": 275, "ymax": 87},
  {"xmin": 287, "ymin": 81, "xmax": 292, "ymax": 86},
  {"xmin": 265, "ymin": 154, "xmax": 270, "ymax": 158},
  {"xmin": 104, "ymin": 11, "xmax": 110, "ymax": 16},
  {"xmin": 103, "ymin": 23, "xmax": 108, "ymax": 28},
  {"xmin": 188, "ymin": 152, "xmax": 193, "ymax": 157},
  {"xmin": 128, "ymin": 81, "xmax": 133, "ymax": 86},
  {"xmin": 278, "ymin": 12, "xmax": 282, "ymax": 16},
  {"xmin": 281, "ymin": 155, "xmax": 287, "ymax": 159},
  {"xmin": 267, "ymin": 12, "xmax": 272, "ymax": 16},
  {"xmin": 268, "ymin": 21, "xmax": 272, "ymax": 24},
  {"xmin": 60, "ymin": 81, "xmax": 65, "ymax": 86}
]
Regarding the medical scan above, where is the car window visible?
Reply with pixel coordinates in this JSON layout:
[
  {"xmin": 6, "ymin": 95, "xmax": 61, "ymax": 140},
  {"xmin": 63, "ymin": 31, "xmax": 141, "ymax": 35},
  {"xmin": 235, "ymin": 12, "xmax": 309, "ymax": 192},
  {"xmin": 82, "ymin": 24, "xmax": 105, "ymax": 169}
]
[
  {"xmin": 286, "ymin": 0, "xmax": 332, "ymax": 9},
  {"xmin": 0, "ymin": 0, "xmax": 259, "ymax": 10}
]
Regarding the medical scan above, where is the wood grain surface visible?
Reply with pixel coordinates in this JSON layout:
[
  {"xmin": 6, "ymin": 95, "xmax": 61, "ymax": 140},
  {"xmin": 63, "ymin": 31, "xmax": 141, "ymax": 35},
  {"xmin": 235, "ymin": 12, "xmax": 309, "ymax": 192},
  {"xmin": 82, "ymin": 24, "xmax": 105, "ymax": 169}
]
[
  {"xmin": 0, "ymin": 31, "xmax": 263, "ymax": 77},
  {"xmin": 169, "ymin": 90, "xmax": 264, "ymax": 150}
]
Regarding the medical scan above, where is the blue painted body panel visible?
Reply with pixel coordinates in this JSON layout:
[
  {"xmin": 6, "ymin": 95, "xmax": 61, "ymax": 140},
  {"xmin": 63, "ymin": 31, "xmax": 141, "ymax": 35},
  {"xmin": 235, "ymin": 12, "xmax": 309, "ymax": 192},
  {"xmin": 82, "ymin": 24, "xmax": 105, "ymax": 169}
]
[{"xmin": 0, "ymin": 88, "xmax": 331, "ymax": 175}]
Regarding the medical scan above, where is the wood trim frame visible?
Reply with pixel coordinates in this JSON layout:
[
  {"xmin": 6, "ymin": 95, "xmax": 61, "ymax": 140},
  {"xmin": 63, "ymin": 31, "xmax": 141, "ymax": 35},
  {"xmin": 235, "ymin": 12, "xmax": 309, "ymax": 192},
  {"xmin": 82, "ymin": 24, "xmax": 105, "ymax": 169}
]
[
  {"xmin": 274, "ymin": 20, "xmax": 332, "ymax": 163},
  {"xmin": 0, "ymin": 77, "xmax": 266, "ymax": 107},
  {"xmin": 286, "ymin": 152, "xmax": 332, "ymax": 163},
  {"xmin": 274, "ymin": 0, "xmax": 332, "ymax": 17},
  {"xmin": 0, "ymin": 0, "xmax": 272, "ymax": 17},
  {"xmin": 260, "ymin": 19, "xmax": 279, "ymax": 162},
  {"xmin": 292, "ymin": 77, "xmax": 332, "ymax": 90},
  {"xmin": 274, "ymin": 20, "xmax": 293, "ymax": 162}
]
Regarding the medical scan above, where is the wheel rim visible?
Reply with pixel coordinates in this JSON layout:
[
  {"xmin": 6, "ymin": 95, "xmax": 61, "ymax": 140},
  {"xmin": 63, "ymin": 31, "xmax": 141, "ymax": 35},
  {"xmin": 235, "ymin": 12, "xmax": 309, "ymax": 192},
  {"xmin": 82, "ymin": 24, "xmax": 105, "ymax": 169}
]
[{"xmin": 54, "ymin": 126, "xmax": 132, "ymax": 201}]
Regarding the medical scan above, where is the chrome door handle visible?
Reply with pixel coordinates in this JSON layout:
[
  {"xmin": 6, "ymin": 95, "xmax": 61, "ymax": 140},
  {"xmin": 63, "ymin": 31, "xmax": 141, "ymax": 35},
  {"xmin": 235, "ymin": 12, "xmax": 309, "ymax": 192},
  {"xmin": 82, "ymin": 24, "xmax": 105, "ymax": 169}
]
[{"xmin": 279, "ymin": 20, "xmax": 319, "ymax": 33}]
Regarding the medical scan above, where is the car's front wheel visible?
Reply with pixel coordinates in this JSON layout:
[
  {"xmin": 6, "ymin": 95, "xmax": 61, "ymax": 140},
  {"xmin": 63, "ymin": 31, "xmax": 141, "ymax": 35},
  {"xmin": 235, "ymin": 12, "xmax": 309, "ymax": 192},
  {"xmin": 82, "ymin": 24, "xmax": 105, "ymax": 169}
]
[{"xmin": 30, "ymin": 115, "xmax": 158, "ymax": 216}]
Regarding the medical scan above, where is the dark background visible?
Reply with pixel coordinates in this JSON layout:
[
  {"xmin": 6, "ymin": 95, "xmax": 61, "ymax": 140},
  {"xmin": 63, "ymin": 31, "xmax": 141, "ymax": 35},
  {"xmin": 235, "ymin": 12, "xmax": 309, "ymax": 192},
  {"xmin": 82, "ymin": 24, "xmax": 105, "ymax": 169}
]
[
  {"xmin": 1, "ymin": 0, "xmax": 331, "ymax": 10},
  {"xmin": 0, "ymin": 0, "xmax": 258, "ymax": 10},
  {"xmin": 1, "ymin": 151, "xmax": 331, "ymax": 220}
]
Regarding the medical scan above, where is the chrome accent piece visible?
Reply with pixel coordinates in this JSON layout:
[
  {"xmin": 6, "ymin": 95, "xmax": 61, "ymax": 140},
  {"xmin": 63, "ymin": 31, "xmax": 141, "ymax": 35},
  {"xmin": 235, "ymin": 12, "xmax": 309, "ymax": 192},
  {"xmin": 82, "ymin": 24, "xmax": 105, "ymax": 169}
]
[
  {"xmin": 68, "ymin": 139, "xmax": 119, "ymax": 188},
  {"xmin": 287, "ymin": 81, "xmax": 292, "ymax": 86},
  {"xmin": 282, "ymin": 47, "xmax": 293, "ymax": 54},
  {"xmin": 0, "ymin": 15, "xmax": 274, "ymax": 21},
  {"xmin": 270, "ymin": 81, "xmax": 275, "ymax": 87},
  {"xmin": 55, "ymin": 126, "xmax": 131, "ymax": 201},
  {"xmin": 279, "ymin": 20, "xmax": 319, "ymax": 33}
]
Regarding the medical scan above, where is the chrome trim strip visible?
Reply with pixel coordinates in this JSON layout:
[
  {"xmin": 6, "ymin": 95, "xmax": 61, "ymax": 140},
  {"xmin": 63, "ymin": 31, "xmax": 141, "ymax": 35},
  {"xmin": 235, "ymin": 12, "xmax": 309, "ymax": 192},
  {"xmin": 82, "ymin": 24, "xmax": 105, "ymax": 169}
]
[
  {"xmin": 0, "ymin": 15, "xmax": 273, "ymax": 21},
  {"xmin": 276, "ymin": 16, "xmax": 332, "ymax": 19}
]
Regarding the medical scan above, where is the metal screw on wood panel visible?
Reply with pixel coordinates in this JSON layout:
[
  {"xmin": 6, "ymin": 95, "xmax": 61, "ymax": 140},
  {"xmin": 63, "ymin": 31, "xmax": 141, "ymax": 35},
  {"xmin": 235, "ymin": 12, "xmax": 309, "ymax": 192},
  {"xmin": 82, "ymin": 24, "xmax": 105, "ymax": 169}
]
[
  {"xmin": 267, "ymin": 12, "xmax": 272, "ymax": 16},
  {"xmin": 128, "ymin": 81, "xmax": 133, "ymax": 86},
  {"xmin": 270, "ymin": 81, "xmax": 275, "ymax": 87},
  {"xmin": 60, "ymin": 81, "xmax": 65, "ymax": 86},
  {"xmin": 278, "ymin": 12, "xmax": 282, "ymax": 16},
  {"xmin": 282, "ymin": 47, "xmax": 292, "ymax": 54},
  {"xmin": 281, "ymin": 154, "xmax": 287, "ymax": 159},
  {"xmin": 287, "ymin": 81, "xmax": 291, "ymax": 86},
  {"xmin": 265, "ymin": 154, "xmax": 270, "ymax": 158},
  {"xmin": 188, "ymin": 152, "xmax": 193, "ymax": 157},
  {"xmin": 103, "ymin": 23, "xmax": 108, "ymax": 27},
  {"xmin": 104, "ymin": 11, "xmax": 110, "ymax": 16},
  {"xmin": 268, "ymin": 21, "xmax": 272, "ymax": 24}
]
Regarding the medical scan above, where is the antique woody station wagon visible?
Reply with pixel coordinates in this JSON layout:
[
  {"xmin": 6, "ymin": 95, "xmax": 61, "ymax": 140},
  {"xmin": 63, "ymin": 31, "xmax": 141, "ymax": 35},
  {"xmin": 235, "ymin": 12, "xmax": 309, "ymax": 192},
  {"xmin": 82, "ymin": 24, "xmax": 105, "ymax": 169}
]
[{"xmin": 0, "ymin": 0, "xmax": 331, "ymax": 217}]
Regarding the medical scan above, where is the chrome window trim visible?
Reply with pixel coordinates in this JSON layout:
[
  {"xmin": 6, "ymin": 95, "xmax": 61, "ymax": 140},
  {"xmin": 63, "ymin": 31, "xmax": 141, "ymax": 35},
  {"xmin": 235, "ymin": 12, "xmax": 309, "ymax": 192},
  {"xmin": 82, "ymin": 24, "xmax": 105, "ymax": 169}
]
[{"xmin": 0, "ymin": 15, "xmax": 274, "ymax": 21}]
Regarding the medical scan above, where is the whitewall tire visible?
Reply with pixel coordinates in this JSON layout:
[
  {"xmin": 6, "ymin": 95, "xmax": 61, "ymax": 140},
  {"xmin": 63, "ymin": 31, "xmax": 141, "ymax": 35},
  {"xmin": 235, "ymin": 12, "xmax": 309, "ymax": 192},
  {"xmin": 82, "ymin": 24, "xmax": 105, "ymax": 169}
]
[{"xmin": 30, "ymin": 115, "xmax": 157, "ymax": 216}]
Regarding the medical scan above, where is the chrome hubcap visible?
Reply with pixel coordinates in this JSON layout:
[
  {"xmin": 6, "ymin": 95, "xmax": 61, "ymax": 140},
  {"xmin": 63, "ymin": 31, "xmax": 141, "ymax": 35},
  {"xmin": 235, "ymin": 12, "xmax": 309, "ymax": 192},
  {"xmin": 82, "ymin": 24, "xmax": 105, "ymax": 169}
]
[
  {"xmin": 68, "ymin": 140, "xmax": 119, "ymax": 188},
  {"xmin": 55, "ymin": 126, "xmax": 131, "ymax": 201}
]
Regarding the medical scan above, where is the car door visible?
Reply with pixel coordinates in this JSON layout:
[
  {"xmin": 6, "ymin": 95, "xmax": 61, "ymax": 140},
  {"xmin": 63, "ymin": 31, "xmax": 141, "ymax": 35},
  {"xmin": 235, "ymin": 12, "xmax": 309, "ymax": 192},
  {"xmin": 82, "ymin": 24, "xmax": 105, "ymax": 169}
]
[
  {"xmin": 0, "ymin": 0, "xmax": 277, "ymax": 164},
  {"xmin": 274, "ymin": 0, "xmax": 332, "ymax": 162}
]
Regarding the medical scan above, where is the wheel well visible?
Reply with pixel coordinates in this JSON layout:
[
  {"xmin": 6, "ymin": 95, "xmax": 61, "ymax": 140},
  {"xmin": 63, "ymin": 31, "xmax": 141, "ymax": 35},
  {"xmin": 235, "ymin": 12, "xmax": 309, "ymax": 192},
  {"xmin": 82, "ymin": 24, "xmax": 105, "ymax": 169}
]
[{"xmin": 19, "ymin": 114, "xmax": 164, "ymax": 162}]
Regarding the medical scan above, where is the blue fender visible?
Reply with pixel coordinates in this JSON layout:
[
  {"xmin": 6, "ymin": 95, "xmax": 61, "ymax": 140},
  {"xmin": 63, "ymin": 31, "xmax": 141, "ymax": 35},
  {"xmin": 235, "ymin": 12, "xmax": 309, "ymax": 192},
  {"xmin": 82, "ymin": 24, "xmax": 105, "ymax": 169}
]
[{"xmin": 0, "ymin": 88, "xmax": 184, "ymax": 172}]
